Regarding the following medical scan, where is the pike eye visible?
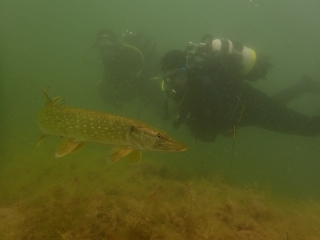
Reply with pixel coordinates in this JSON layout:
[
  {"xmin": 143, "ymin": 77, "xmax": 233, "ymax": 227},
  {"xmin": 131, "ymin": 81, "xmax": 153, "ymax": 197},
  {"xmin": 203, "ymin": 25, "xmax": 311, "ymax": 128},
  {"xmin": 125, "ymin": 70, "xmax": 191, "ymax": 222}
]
[{"xmin": 155, "ymin": 133, "xmax": 162, "ymax": 140}]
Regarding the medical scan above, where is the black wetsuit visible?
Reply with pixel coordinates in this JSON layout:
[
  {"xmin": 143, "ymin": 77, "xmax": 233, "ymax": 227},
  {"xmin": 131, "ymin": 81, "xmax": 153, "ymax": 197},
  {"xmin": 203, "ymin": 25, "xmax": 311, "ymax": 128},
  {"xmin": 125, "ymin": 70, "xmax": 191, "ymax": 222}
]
[
  {"xmin": 98, "ymin": 45, "xmax": 165, "ymax": 114},
  {"xmin": 172, "ymin": 67, "xmax": 320, "ymax": 141}
]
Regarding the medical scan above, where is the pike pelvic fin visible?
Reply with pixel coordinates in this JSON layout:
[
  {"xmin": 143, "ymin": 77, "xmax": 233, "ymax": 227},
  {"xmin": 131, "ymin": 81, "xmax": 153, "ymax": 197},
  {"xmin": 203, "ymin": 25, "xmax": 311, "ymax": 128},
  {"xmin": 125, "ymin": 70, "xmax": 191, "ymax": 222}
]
[
  {"xmin": 107, "ymin": 148, "xmax": 133, "ymax": 163},
  {"xmin": 55, "ymin": 138, "xmax": 85, "ymax": 158},
  {"xmin": 126, "ymin": 149, "xmax": 142, "ymax": 164}
]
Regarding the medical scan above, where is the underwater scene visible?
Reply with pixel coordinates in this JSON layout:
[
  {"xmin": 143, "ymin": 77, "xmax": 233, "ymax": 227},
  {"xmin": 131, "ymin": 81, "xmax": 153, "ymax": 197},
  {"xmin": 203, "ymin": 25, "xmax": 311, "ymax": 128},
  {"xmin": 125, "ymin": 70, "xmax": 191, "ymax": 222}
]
[{"xmin": 1, "ymin": 0, "xmax": 320, "ymax": 239}]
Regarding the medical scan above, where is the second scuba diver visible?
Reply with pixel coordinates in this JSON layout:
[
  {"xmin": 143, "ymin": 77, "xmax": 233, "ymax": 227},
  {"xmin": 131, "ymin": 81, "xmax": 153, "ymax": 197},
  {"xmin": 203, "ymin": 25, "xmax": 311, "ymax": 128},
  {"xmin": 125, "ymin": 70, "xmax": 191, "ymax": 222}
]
[
  {"xmin": 92, "ymin": 28, "xmax": 167, "ymax": 118},
  {"xmin": 160, "ymin": 35, "xmax": 320, "ymax": 141}
]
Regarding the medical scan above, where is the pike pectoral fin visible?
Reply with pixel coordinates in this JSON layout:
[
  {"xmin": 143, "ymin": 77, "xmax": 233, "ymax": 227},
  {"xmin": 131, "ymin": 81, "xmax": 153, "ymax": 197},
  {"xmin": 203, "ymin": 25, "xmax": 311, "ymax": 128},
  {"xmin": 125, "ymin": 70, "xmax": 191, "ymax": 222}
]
[
  {"xmin": 37, "ymin": 135, "xmax": 46, "ymax": 147},
  {"xmin": 126, "ymin": 150, "xmax": 142, "ymax": 164},
  {"xmin": 107, "ymin": 148, "xmax": 133, "ymax": 164},
  {"xmin": 55, "ymin": 139, "xmax": 85, "ymax": 158},
  {"xmin": 71, "ymin": 141, "xmax": 86, "ymax": 153}
]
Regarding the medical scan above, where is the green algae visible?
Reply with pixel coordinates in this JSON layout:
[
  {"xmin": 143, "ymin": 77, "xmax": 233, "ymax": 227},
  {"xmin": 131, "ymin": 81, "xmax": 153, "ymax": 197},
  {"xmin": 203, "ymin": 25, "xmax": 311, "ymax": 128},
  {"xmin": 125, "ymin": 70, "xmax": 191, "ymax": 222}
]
[{"xmin": 1, "ymin": 153, "xmax": 320, "ymax": 240}]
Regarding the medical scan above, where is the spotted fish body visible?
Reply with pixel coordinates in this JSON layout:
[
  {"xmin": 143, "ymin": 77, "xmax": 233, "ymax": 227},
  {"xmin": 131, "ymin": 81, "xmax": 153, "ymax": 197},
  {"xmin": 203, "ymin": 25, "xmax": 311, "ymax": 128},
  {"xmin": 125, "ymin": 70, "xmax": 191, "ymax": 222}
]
[{"xmin": 38, "ymin": 87, "xmax": 187, "ymax": 162}]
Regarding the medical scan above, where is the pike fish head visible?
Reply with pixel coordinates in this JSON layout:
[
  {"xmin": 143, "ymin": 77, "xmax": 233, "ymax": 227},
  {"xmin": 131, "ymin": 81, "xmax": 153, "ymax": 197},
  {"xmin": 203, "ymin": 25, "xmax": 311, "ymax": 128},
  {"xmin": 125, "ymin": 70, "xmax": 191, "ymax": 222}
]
[{"xmin": 128, "ymin": 125, "xmax": 187, "ymax": 152}]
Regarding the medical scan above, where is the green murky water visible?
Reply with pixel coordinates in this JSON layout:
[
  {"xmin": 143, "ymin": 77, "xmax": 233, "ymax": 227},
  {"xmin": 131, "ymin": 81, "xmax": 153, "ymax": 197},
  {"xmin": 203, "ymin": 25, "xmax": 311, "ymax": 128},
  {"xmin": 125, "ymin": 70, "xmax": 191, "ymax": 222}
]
[{"xmin": 1, "ymin": 0, "xmax": 320, "ymax": 239}]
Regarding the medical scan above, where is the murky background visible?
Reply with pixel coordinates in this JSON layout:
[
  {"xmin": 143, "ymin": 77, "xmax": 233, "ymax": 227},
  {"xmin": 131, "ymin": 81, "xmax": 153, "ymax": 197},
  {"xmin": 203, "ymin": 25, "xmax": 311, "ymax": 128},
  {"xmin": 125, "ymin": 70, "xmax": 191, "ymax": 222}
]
[{"xmin": 1, "ymin": 0, "xmax": 320, "ymax": 239}]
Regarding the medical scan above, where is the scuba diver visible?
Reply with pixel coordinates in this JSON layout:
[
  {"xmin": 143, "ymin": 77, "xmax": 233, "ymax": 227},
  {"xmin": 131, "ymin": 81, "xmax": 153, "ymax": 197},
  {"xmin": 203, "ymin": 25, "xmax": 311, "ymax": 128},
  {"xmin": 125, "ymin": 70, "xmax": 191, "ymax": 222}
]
[
  {"xmin": 160, "ymin": 36, "xmax": 320, "ymax": 141},
  {"xmin": 90, "ymin": 28, "xmax": 166, "ymax": 116}
]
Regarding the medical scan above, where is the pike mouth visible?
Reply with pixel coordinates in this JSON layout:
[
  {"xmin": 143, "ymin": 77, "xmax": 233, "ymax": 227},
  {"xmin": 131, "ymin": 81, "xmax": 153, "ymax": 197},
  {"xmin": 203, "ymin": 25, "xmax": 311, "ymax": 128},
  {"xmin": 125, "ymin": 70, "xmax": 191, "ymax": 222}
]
[
  {"xmin": 157, "ymin": 142, "xmax": 188, "ymax": 152},
  {"xmin": 174, "ymin": 145, "xmax": 188, "ymax": 152}
]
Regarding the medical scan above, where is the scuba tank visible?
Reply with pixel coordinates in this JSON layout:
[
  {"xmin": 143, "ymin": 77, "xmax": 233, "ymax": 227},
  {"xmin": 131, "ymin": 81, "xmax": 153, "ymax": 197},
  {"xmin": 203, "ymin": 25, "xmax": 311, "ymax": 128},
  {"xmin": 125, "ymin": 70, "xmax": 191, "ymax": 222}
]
[
  {"xmin": 211, "ymin": 38, "xmax": 256, "ymax": 75},
  {"xmin": 185, "ymin": 35, "xmax": 272, "ymax": 82}
]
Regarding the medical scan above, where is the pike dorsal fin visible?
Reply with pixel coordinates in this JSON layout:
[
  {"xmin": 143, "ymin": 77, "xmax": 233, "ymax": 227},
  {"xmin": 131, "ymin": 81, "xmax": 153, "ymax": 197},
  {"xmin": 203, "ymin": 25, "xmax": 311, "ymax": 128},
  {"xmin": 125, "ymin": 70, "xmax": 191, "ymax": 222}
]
[
  {"xmin": 41, "ymin": 86, "xmax": 65, "ymax": 107},
  {"xmin": 42, "ymin": 86, "xmax": 52, "ymax": 105},
  {"xmin": 51, "ymin": 96, "xmax": 65, "ymax": 106}
]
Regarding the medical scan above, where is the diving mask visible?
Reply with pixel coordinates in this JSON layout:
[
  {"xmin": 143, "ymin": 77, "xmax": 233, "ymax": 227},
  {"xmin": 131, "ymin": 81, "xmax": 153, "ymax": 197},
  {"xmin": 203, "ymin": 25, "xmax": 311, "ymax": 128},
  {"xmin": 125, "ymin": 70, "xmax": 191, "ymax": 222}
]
[
  {"xmin": 163, "ymin": 68, "xmax": 187, "ymax": 84},
  {"xmin": 162, "ymin": 68, "xmax": 188, "ymax": 99}
]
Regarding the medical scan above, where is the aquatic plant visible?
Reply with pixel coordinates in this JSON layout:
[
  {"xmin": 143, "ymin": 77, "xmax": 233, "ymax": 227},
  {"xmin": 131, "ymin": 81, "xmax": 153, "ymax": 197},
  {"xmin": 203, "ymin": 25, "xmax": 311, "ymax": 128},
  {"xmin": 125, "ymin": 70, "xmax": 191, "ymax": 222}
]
[{"xmin": 1, "ymin": 157, "xmax": 320, "ymax": 239}]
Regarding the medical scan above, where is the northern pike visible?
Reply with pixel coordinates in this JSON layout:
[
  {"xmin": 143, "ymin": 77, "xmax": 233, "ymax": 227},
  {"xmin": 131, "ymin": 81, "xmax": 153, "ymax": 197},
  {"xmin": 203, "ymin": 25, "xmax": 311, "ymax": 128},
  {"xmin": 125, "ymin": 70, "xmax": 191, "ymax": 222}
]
[{"xmin": 37, "ymin": 87, "xmax": 187, "ymax": 163}]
